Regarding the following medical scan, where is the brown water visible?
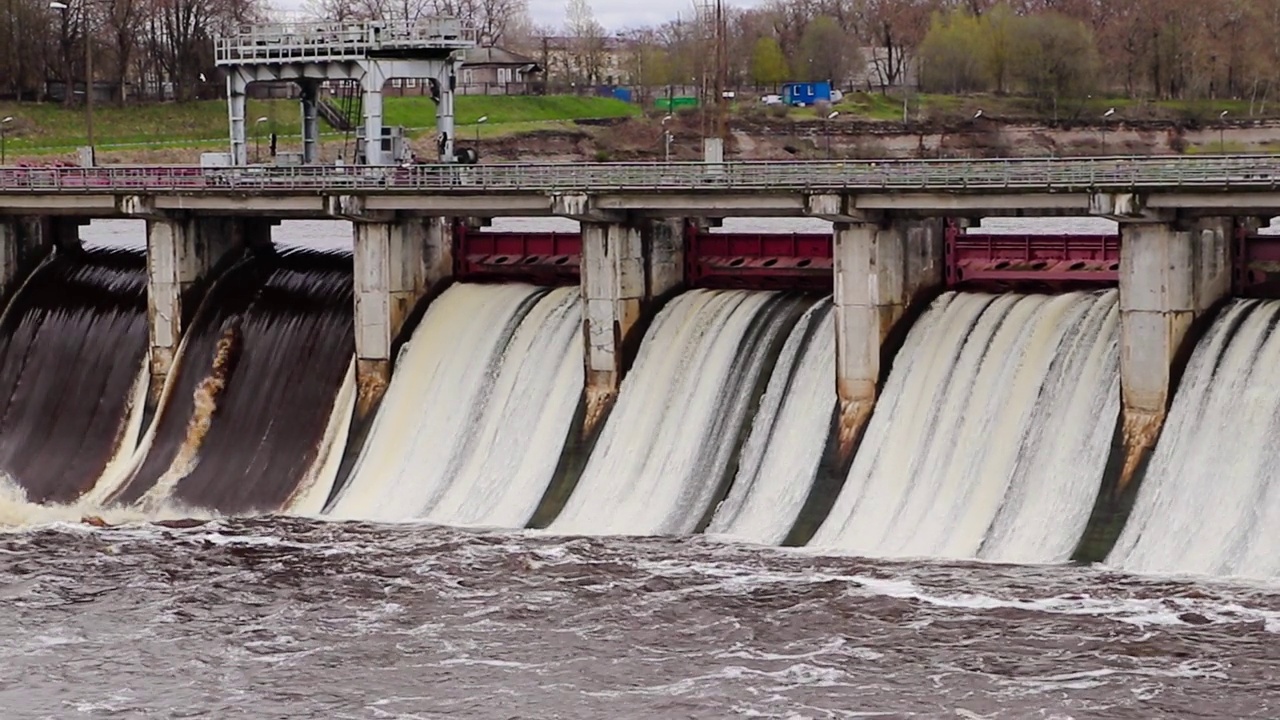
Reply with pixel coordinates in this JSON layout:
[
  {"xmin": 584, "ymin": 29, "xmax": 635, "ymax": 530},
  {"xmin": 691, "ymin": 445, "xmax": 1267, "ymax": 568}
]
[
  {"xmin": 1, "ymin": 519, "xmax": 1276, "ymax": 719},
  {"xmin": 0, "ymin": 248, "xmax": 147, "ymax": 504},
  {"xmin": 111, "ymin": 248, "xmax": 353, "ymax": 514},
  {"xmin": 38, "ymin": 219, "xmax": 1278, "ymax": 718}
]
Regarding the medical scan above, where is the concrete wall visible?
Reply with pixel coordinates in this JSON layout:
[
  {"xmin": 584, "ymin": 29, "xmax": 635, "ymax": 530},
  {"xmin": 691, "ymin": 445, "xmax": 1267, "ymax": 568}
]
[
  {"xmin": 833, "ymin": 217, "xmax": 944, "ymax": 463},
  {"xmin": 579, "ymin": 218, "xmax": 687, "ymax": 438},
  {"xmin": 353, "ymin": 216, "xmax": 452, "ymax": 418},
  {"xmin": 145, "ymin": 216, "xmax": 245, "ymax": 403},
  {"xmin": 1117, "ymin": 216, "xmax": 1233, "ymax": 488},
  {"xmin": 0, "ymin": 216, "xmax": 71, "ymax": 301}
]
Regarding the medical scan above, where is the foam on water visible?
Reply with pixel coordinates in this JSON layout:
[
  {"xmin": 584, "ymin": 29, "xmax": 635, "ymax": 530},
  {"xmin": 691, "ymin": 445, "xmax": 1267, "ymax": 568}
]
[
  {"xmin": 705, "ymin": 299, "xmax": 835, "ymax": 544},
  {"xmin": 1109, "ymin": 299, "xmax": 1280, "ymax": 579},
  {"xmin": 811, "ymin": 290, "xmax": 1119, "ymax": 562},
  {"xmin": 328, "ymin": 283, "xmax": 583, "ymax": 526},
  {"xmin": 550, "ymin": 289, "xmax": 809, "ymax": 536}
]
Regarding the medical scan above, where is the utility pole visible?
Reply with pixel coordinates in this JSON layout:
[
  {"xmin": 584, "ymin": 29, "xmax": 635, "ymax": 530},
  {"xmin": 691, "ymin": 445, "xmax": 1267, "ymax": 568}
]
[
  {"xmin": 84, "ymin": 0, "xmax": 93, "ymax": 150},
  {"xmin": 714, "ymin": 0, "xmax": 726, "ymax": 145},
  {"xmin": 541, "ymin": 36, "xmax": 549, "ymax": 92}
]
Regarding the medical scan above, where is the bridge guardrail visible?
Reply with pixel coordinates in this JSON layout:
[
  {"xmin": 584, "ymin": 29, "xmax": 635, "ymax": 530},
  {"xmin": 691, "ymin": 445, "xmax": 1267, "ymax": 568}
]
[{"xmin": 0, "ymin": 157, "xmax": 1277, "ymax": 194}]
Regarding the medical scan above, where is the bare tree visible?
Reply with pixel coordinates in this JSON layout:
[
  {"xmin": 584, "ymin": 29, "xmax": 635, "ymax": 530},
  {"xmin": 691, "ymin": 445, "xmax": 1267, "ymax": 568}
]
[{"xmin": 564, "ymin": 0, "xmax": 606, "ymax": 85}]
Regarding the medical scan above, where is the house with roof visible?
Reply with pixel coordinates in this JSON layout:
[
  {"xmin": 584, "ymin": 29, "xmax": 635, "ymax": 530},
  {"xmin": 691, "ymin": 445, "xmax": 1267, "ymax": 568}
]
[
  {"xmin": 378, "ymin": 46, "xmax": 544, "ymax": 97},
  {"xmin": 456, "ymin": 47, "xmax": 544, "ymax": 95}
]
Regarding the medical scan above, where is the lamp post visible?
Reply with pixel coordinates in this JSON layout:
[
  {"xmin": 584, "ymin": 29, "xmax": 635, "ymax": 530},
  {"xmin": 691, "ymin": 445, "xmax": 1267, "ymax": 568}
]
[
  {"xmin": 1219, "ymin": 110, "xmax": 1229, "ymax": 153},
  {"xmin": 0, "ymin": 117, "xmax": 11, "ymax": 165},
  {"xmin": 825, "ymin": 110, "xmax": 838, "ymax": 158},
  {"xmin": 1101, "ymin": 107, "xmax": 1116, "ymax": 154},
  {"xmin": 475, "ymin": 115, "xmax": 487, "ymax": 159},
  {"xmin": 661, "ymin": 114, "xmax": 673, "ymax": 162},
  {"xmin": 50, "ymin": 1, "xmax": 92, "ymax": 152},
  {"xmin": 254, "ymin": 116, "xmax": 268, "ymax": 163}
]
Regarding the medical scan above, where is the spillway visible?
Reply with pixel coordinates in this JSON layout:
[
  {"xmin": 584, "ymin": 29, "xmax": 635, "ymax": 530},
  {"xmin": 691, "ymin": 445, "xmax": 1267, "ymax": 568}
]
[
  {"xmin": 1109, "ymin": 299, "xmax": 1280, "ymax": 579},
  {"xmin": 811, "ymin": 290, "xmax": 1119, "ymax": 562},
  {"xmin": 104, "ymin": 248, "xmax": 354, "ymax": 516},
  {"xmin": 328, "ymin": 283, "xmax": 583, "ymax": 526},
  {"xmin": 704, "ymin": 299, "xmax": 835, "ymax": 544},
  {"xmin": 549, "ymin": 289, "xmax": 811, "ymax": 536},
  {"xmin": 0, "ymin": 248, "xmax": 148, "ymax": 506}
]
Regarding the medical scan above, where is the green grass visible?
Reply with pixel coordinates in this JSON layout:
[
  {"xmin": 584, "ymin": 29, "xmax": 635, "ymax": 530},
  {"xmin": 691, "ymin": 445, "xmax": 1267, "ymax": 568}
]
[
  {"xmin": 386, "ymin": 95, "xmax": 638, "ymax": 127},
  {"xmin": 0, "ymin": 95, "xmax": 640, "ymax": 152},
  {"xmin": 784, "ymin": 92, "xmax": 1278, "ymax": 124}
]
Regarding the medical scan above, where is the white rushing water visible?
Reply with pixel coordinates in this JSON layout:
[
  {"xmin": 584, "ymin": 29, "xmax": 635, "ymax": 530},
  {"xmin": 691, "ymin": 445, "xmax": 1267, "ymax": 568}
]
[
  {"xmin": 550, "ymin": 289, "xmax": 806, "ymax": 536},
  {"xmin": 1109, "ymin": 299, "xmax": 1280, "ymax": 579},
  {"xmin": 811, "ymin": 290, "xmax": 1120, "ymax": 562},
  {"xmin": 705, "ymin": 299, "xmax": 835, "ymax": 545},
  {"xmin": 329, "ymin": 283, "xmax": 583, "ymax": 526}
]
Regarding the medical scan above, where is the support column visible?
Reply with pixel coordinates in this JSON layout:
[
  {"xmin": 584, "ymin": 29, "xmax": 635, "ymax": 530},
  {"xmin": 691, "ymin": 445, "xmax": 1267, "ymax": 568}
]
[
  {"xmin": 299, "ymin": 81, "xmax": 321, "ymax": 165},
  {"xmin": 833, "ymin": 216, "xmax": 944, "ymax": 465},
  {"xmin": 352, "ymin": 216, "xmax": 452, "ymax": 419},
  {"xmin": 0, "ymin": 215, "xmax": 62, "ymax": 300},
  {"xmin": 1117, "ymin": 216, "xmax": 1233, "ymax": 490},
  {"xmin": 360, "ymin": 63, "xmax": 385, "ymax": 166},
  {"xmin": 227, "ymin": 70, "xmax": 249, "ymax": 166},
  {"xmin": 145, "ymin": 215, "xmax": 242, "ymax": 403},
  {"xmin": 435, "ymin": 61, "xmax": 457, "ymax": 162},
  {"xmin": 579, "ymin": 218, "xmax": 687, "ymax": 439},
  {"xmin": 644, "ymin": 218, "xmax": 687, "ymax": 300}
]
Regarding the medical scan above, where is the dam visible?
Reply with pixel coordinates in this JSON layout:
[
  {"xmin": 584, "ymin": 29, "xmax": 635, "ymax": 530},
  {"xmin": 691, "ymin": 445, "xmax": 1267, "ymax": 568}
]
[{"xmin": 2, "ymin": 154, "xmax": 1280, "ymax": 580}]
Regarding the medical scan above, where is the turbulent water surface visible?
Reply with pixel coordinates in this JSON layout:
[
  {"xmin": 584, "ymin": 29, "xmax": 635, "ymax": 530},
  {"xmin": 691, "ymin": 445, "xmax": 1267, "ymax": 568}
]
[
  {"xmin": 0, "ymin": 520, "xmax": 1276, "ymax": 719},
  {"xmin": 1110, "ymin": 299, "xmax": 1280, "ymax": 578},
  {"xmin": 9, "ymin": 220, "xmax": 1268, "ymax": 717},
  {"xmin": 813, "ymin": 291, "xmax": 1119, "ymax": 563}
]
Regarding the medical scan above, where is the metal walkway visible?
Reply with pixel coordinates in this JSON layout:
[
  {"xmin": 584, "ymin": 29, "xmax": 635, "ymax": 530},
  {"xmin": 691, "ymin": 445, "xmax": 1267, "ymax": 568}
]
[
  {"xmin": 215, "ymin": 19, "xmax": 475, "ymax": 167},
  {"xmin": 1, "ymin": 157, "xmax": 1278, "ymax": 194},
  {"xmin": 214, "ymin": 20, "xmax": 474, "ymax": 65}
]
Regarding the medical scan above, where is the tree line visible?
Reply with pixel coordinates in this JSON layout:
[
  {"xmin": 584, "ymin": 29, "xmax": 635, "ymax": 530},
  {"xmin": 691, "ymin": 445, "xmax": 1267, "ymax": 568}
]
[
  {"xmin": 2, "ymin": 0, "xmax": 1278, "ymax": 106},
  {"xmin": 578, "ymin": 0, "xmax": 1280, "ymax": 105},
  {"xmin": 0, "ymin": 0, "xmax": 530, "ymax": 104},
  {"xmin": 1, "ymin": 0, "xmax": 261, "ymax": 102}
]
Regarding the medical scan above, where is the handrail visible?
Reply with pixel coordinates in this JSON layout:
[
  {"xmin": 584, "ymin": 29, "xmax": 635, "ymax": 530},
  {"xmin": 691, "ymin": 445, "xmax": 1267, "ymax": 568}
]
[
  {"xmin": 0, "ymin": 157, "xmax": 1278, "ymax": 194},
  {"xmin": 214, "ymin": 18, "xmax": 475, "ymax": 63}
]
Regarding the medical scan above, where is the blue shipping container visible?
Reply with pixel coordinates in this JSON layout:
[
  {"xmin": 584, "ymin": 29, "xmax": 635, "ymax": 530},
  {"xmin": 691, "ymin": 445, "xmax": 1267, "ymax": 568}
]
[
  {"xmin": 782, "ymin": 81, "xmax": 832, "ymax": 106},
  {"xmin": 612, "ymin": 86, "xmax": 633, "ymax": 103}
]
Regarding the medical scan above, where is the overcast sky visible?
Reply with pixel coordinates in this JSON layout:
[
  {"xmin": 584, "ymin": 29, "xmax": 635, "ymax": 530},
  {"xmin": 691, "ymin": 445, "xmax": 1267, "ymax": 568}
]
[{"xmin": 272, "ymin": 0, "xmax": 732, "ymax": 32}]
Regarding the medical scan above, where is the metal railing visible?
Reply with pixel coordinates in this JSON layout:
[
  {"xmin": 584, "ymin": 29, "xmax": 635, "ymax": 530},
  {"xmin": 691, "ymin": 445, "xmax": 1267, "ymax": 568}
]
[
  {"xmin": 214, "ymin": 19, "xmax": 474, "ymax": 65},
  {"xmin": 0, "ymin": 157, "xmax": 1278, "ymax": 195}
]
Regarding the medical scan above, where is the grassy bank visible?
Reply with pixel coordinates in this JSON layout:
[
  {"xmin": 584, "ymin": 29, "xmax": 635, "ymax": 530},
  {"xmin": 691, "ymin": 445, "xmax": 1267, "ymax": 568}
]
[
  {"xmin": 772, "ymin": 92, "xmax": 1277, "ymax": 125},
  {"xmin": 0, "ymin": 95, "xmax": 639, "ymax": 154}
]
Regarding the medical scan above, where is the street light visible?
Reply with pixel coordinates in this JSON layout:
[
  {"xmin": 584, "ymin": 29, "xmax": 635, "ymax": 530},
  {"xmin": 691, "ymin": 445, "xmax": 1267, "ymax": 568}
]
[
  {"xmin": 661, "ymin": 114, "xmax": 673, "ymax": 162},
  {"xmin": 1101, "ymin": 107, "xmax": 1116, "ymax": 154},
  {"xmin": 825, "ymin": 110, "xmax": 839, "ymax": 159},
  {"xmin": 50, "ymin": 1, "xmax": 92, "ymax": 153},
  {"xmin": 973, "ymin": 109, "xmax": 984, "ymax": 119},
  {"xmin": 254, "ymin": 116, "xmax": 268, "ymax": 163},
  {"xmin": 475, "ymin": 115, "xmax": 487, "ymax": 159},
  {"xmin": 0, "ymin": 117, "xmax": 12, "ymax": 164},
  {"xmin": 1220, "ymin": 110, "xmax": 1229, "ymax": 153}
]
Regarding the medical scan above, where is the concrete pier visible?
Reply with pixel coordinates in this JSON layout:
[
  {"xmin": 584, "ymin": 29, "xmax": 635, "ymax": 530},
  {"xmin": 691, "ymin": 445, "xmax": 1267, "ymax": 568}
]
[
  {"xmin": 833, "ymin": 217, "xmax": 944, "ymax": 465},
  {"xmin": 579, "ymin": 218, "xmax": 686, "ymax": 438},
  {"xmin": 144, "ymin": 216, "xmax": 253, "ymax": 402},
  {"xmin": 1116, "ymin": 216, "xmax": 1234, "ymax": 489},
  {"xmin": 0, "ymin": 216, "xmax": 77, "ymax": 300},
  {"xmin": 352, "ymin": 216, "xmax": 453, "ymax": 419}
]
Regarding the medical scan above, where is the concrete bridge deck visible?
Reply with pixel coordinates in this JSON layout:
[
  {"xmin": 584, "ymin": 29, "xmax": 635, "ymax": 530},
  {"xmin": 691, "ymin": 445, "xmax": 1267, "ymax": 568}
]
[{"xmin": 2, "ymin": 156, "xmax": 1280, "ymax": 219}]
